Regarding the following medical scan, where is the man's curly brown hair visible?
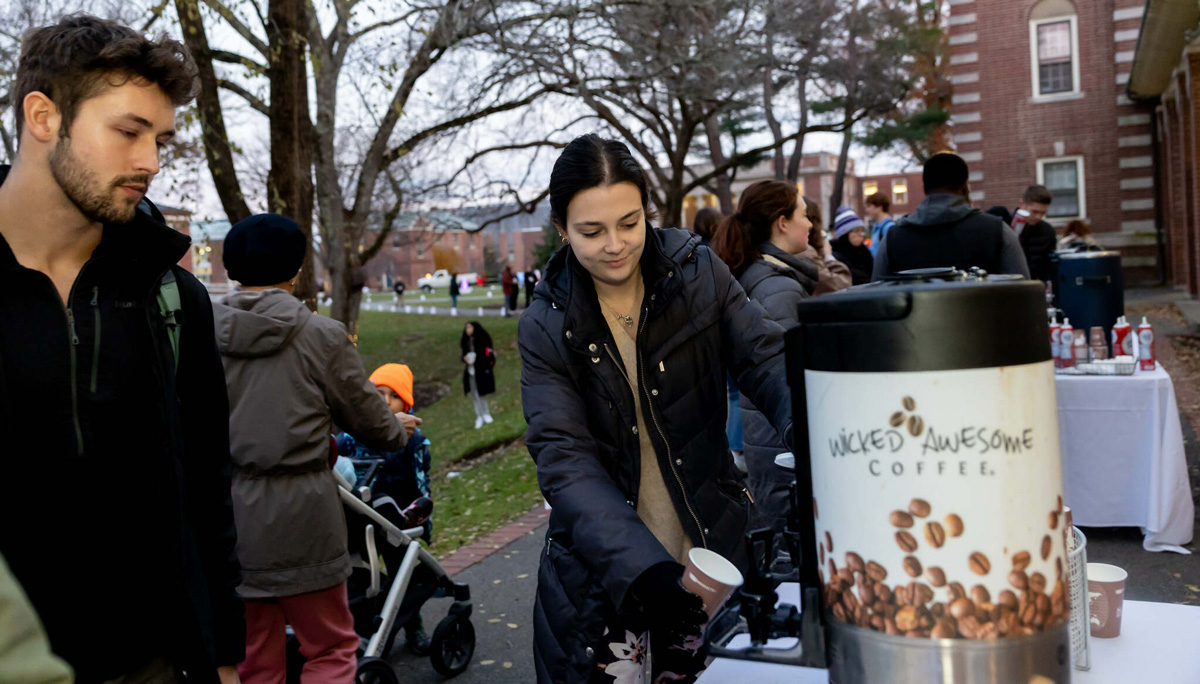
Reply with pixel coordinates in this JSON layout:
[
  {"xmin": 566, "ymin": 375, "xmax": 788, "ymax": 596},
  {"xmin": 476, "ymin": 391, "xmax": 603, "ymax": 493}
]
[{"xmin": 14, "ymin": 14, "xmax": 196, "ymax": 141}]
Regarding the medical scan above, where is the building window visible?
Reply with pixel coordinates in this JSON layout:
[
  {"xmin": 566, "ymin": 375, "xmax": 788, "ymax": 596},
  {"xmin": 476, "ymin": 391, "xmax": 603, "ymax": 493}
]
[
  {"xmin": 1036, "ymin": 156, "xmax": 1085, "ymax": 220},
  {"xmin": 703, "ymin": 193, "xmax": 718, "ymax": 208},
  {"xmin": 796, "ymin": 180, "xmax": 805, "ymax": 197},
  {"xmin": 1029, "ymin": 1, "xmax": 1079, "ymax": 99},
  {"xmin": 863, "ymin": 180, "xmax": 879, "ymax": 197},
  {"xmin": 892, "ymin": 179, "xmax": 908, "ymax": 206}
]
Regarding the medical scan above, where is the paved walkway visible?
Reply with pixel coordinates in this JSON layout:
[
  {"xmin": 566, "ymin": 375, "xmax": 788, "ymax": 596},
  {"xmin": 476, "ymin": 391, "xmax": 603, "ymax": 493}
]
[{"xmin": 386, "ymin": 507, "xmax": 548, "ymax": 683}]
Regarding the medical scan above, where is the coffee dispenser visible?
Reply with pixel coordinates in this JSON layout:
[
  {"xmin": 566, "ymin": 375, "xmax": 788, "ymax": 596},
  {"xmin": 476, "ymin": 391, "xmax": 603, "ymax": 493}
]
[{"xmin": 712, "ymin": 278, "xmax": 1072, "ymax": 683}]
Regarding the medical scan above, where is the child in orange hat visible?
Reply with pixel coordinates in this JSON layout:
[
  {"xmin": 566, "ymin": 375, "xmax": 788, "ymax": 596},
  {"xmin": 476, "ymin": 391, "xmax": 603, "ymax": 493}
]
[{"xmin": 335, "ymin": 363, "xmax": 435, "ymax": 654}]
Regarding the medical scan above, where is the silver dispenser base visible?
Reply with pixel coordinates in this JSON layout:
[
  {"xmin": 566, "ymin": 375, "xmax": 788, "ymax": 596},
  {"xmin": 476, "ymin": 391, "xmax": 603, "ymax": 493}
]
[{"xmin": 828, "ymin": 619, "xmax": 1071, "ymax": 684}]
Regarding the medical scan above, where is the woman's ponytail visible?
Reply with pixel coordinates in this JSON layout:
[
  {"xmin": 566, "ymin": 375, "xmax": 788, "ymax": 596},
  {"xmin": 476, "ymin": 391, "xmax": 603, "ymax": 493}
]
[{"xmin": 710, "ymin": 180, "xmax": 799, "ymax": 278}]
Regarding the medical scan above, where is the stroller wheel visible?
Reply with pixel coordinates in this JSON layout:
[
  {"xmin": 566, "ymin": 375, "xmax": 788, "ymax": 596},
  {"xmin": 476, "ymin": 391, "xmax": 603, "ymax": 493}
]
[
  {"xmin": 355, "ymin": 657, "xmax": 398, "ymax": 684},
  {"xmin": 429, "ymin": 613, "xmax": 475, "ymax": 677}
]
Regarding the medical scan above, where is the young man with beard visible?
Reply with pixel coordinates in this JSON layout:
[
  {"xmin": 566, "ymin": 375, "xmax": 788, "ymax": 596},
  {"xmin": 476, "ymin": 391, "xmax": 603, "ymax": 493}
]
[{"xmin": 0, "ymin": 16, "xmax": 244, "ymax": 684}]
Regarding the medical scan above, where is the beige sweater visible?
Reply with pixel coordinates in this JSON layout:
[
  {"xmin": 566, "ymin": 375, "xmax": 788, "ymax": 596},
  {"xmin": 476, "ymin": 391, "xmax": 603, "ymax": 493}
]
[{"xmin": 603, "ymin": 309, "xmax": 693, "ymax": 565}]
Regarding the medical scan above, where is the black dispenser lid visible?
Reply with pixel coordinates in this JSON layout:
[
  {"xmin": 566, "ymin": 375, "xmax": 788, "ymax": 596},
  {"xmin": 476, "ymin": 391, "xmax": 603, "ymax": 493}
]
[{"xmin": 788, "ymin": 280, "xmax": 1051, "ymax": 373}]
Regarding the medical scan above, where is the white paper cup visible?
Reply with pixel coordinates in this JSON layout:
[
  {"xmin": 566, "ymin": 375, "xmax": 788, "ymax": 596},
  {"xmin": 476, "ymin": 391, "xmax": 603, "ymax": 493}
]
[
  {"xmin": 1087, "ymin": 563, "xmax": 1128, "ymax": 638},
  {"xmin": 465, "ymin": 351, "xmax": 477, "ymax": 365},
  {"xmin": 682, "ymin": 548, "xmax": 744, "ymax": 619}
]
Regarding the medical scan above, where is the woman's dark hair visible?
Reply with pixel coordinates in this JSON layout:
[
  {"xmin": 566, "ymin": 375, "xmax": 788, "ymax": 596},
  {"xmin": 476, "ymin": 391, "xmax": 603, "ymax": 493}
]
[
  {"xmin": 804, "ymin": 196, "xmax": 825, "ymax": 251},
  {"xmin": 1065, "ymin": 219, "xmax": 1091, "ymax": 237},
  {"xmin": 711, "ymin": 180, "xmax": 799, "ymax": 277},
  {"xmin": 691, "ymin": 207, "xmax": 723, "ymax": 241},
  {"xmin": 461, "ymin": 321, "xmax": 493, "ymax": 353},
  {"xmin": 549, "ymin": 133, "xmax": 656, "ymax": 228}
]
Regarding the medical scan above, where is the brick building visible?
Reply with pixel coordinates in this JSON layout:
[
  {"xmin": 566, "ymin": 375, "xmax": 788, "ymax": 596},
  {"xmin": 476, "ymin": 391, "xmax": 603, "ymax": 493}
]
[
  {"xmin": 947, "ymin": 0, "xmax": 1160, "ymax": 283},
  {"xmin": 1128, "ymin": 2, "xmax": 1200, "ymax": 296},
  {"xmin": 156, "ymin": 204, "xmax": 194, "ymax": 271},
  {"xmin": 682, "ymin": 153, "xmax": 861, "ymax": 229},
  {"xmin": 188, "ymin": 219, "xmax": 233, "ymax": 292},
  {"xmin": 856, "ymin": 170, "xmax": 926, "ymax": 220}
]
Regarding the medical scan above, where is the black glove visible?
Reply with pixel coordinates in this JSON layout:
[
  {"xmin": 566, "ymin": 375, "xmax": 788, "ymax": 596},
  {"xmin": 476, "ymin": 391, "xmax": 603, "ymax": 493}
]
[{"xmin": 631, "ymin": 561, "xmax": 708, "ymax": 639}]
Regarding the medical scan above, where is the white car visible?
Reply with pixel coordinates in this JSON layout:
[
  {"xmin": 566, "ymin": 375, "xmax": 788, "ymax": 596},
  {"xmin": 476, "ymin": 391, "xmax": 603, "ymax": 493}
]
[{"xmin": 416, "ymin": 269, "xmax": 478, "ymax": 292}]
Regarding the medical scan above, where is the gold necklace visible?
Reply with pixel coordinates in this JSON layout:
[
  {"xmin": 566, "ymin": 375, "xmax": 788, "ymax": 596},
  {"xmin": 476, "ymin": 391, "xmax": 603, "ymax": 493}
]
[{"xmin": 597, "ymin": 284, "xmax": 642, "ymax": 328}]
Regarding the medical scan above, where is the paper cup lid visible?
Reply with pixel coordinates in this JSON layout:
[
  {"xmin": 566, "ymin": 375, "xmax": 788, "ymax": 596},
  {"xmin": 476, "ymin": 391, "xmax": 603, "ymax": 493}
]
[{"xmin": 774, "ymin": 453, "xmax": 795, "ymax": 471}]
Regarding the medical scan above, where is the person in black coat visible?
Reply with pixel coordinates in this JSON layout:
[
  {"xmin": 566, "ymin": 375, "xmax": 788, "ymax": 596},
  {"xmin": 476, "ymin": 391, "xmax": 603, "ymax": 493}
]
[
  {"xmin": 0, "ymin": 17, "xmax": 242, "ymax": 684},
  {"xmin": 1015, "ymin": 185, "xmax": 1058, "ymax": 284},
  {"xmin": 525, "ymin": 269, "xmax": 538, "ymax": 307},
  {"xmin": 520, "ymin": 134, "xmax": 794, "ymax": 684},
  {"xmin": 449, "ymin": 271, "xmax": 461, "ymax": 309},
  {"xmin": 462, "ymin": 321, "xmax": 495, "ymax": 429},
  {"xmin": 828, "ymin": 209, "xmax": 874, "ymax": 285}
]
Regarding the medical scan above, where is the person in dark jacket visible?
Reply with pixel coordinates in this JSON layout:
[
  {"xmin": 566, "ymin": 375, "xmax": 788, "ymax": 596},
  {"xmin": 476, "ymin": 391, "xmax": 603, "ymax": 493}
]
[
  {"xmin": 449, "ymin": 271, "xmax": 461, "ymax": 309},
  {"xmin": 462, "ymin": 321, "xmax": 496, "ymax": 429},
  {"xmin": 525, "ymin": 269, "xmax": 539, "ymax": 307},
  {"xmin": 0, "ymin": 16, "xmax": 245, "ymax": 684},
  {"xmin": 711, "ymin": 181, "xmax": 812, "ymax": 540},
  {"xmin": 521, "ymin": 134, "xmax": 794, "ymax": 684},
  {"xmin": 690, "ymin": 207, "xmax": 722, "ymax": 247},
  {"xmin": 873, "ymin": 153, "xmax": 1030, "ymax": 280},
  {"xmin": 502, "ymin": 265, "xmax": 518, "ymax": 314},
  {"xmin": 0, "ymin": 16, "xmax": 244, "ymax": 683},
  {"xmin": 1015, "ymin": 185, "xmax": 1057, "ymax": 283},
  {"xmin": 828, "ymin": 206, "xmax": 874, "ymax": 285}
]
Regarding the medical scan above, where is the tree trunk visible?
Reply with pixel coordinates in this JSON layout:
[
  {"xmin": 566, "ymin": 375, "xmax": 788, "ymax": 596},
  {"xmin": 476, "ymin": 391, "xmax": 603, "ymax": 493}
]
[
  {"xmin": 704, "ymin": 116, "xmax": 734, "ymax": 215},
  {"xmin": 762, "ymin": 23, "xmax": 786, "ymax": 181},
  {"xmin": 787, "ymin": 75, "xmax": 810, "ymax": 182},
  {"xmin": 830, "ymin": 120, "xmax": 854, "ymax": 210},
  {"xmin": 267, "ymin": 0, "xmax": 317, "ymax": 309},
  {"xmin": 173, "ymin": 0, "xmax": 251, "ymax": 223}
]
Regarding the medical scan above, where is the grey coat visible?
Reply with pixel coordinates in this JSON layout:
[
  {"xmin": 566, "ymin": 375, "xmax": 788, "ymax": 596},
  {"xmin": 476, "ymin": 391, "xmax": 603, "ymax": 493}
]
[
  {"xmin": 215, "ymin": 290, "xmax": 406, "ymax": 598},
  {"xmin": 735, "ymin": 243, "xmax": 813, "ymax": 532}
]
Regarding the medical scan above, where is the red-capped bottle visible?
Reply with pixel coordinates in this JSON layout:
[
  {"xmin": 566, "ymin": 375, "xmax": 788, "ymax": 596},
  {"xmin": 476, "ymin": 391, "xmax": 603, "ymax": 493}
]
[
  {"xmin": 1059, "ymin": 318, "xmax": 1075, "ymax": 369},
  {"xmin": 1138, "ymin": 317, "xmax": 1155, "ymax": 371}
]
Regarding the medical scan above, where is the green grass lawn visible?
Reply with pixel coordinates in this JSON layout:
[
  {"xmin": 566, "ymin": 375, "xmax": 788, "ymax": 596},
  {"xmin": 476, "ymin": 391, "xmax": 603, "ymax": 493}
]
[
  {"xmin": 349, "ymin": 310, "xmax": 541, "ymax": 558},
  {"xmin": 363, "ymin": 289, "xmax": 505, "ymax": 308}
]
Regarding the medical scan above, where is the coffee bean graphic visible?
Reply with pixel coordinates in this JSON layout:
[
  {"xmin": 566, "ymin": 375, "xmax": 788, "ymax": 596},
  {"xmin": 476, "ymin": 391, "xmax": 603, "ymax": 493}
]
[
  {"xmin": 1008, "ymin": 569, "xmax": 1028, "ymax": 590},
  {"xmin": 907, "ymin": 415, "xmax": 924, "ymax": 437},
  {"xmin": 998, "ymin": 589, "xmax": 1018, "ymax": 609},
  {"xmin": 947, "ymin": 582, "xmax": 966, "ymax": 601},
  {"xmin": 971, "ymin": 584, "xmax": 991, "ymax": 605},
  {"xmin": 845, "ymin": 552, "xmax": 865, "ymax": 573},
  {"xmin": 890, "ymin": 411, "xmax": 906, "ymax": 428},
  {"xmin": 1029, "ymin": 572, "xmax": 1047, "ymax": 595},
  {"xmin": 890, "ymin": 510, "xmax": 914, "ymax": 528},
  {"xmin": 968, "ymin": 552, "xmax": 990, "ymax": 576},
  {"xmin": 1012, "ymin": 551, "xmax": 1031, "ymax": 572},
  {"xmin": 926, "ymin": 566, "xmax": 946, "ymax": 587},
  {"xmin": 950, "ymin": 597, "xmax": 975, "ymax": 620},
  {"xmin": 813, "ymin": 497, "xmax": 818, "ymax": 520},
  {"xmin": 924, "ymin": 521, "xmax": 946, "ymax": 548},
  {"xmin": 903, "ymin": 396, "xmax": 916, "ymax": 411},
  {"xmin": 896, "ymin": 530, "xmax": 919, "ymax": 553},
  {"xmin": 866, "ymin": 561, "xmax": 888, "ymax": 582},
  {"xmin": 1055, "ymin": 557, "xmax": 1063, "ymax": 579},
  {"xmin": 909, "ymin": 498, "xmax": 932, "ymax": 518},
  {"xmin": 825, "ymin": 530, "xmax": 833, "ymax": 554},
  {"xmin": 1048, "ymin": 510, "xmax": 1058, "ymax": 530},
  {"xmin": 903, "ymin": 556, "xmax": 922, "ymax": 578},
  {"xmin": 1041, "ymin": 535, "xmax": 1052, "ymax": 561},
  {"xmin": 944, "ymin": 513, "xmax": 963, "ymax": 537}
]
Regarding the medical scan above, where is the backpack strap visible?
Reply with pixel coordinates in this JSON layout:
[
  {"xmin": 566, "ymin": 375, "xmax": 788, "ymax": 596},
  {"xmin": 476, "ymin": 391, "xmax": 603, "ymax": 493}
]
[{"xmin": 156, "ymin": 269, "xmax": 184, "ymax": 374}]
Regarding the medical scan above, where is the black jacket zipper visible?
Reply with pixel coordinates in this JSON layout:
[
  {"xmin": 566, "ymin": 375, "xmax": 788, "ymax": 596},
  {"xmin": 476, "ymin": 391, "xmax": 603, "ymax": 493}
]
[
  {"xmin": 89, "ymin": 286, "xmax": 101, "ymax": 393},
  {"xmin": 64, "ymin": 284, "xmax": 83, "ymax": 456}
]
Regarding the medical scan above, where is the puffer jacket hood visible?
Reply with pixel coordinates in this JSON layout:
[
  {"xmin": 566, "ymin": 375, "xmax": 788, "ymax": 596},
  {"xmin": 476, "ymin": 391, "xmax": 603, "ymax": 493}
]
[
  {"xmin": 739, "ymin": 242, "xmax": 818, "ymax": 297},
  {"xmin": 216, "ymin": 289, "xmax": 309, "ymax": 359},
  {"xmin": 901, "ymin": 192, "xmax": 979, "ymax": 228}
]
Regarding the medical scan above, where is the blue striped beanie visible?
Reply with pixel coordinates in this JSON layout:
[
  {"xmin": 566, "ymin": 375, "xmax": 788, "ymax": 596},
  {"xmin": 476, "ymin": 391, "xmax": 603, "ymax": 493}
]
[{"xmin": 832, "ymin": 206, "xmax": 866, "ymax": 240}]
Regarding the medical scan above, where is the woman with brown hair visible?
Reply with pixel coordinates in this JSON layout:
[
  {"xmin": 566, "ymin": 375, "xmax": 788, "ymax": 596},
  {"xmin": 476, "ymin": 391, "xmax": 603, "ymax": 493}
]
[
  {"xmin": 798, "ymin": 198, "xmax": 853, "ymax": 294},
  {"xmin": 710, "ymin": 180, "xmax": 812, "ymax": 537},
  {"xmin": 1058, "ymin": 219, "xmax": 1100, "ymax": 251}
]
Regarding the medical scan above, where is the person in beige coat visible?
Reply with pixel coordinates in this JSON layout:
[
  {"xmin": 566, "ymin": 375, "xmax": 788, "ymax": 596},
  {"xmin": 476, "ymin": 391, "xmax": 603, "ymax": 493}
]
[
  {"xmin": 214, "ymin": 214, "xmax": 422, "ymax": 684},
  {"xmin": 0, "ymin": 552, "xmax": 72, "ymax": 684},
  {"xmin": 798, "ymin": 197, "xmax": 853, "ymax": 294}
]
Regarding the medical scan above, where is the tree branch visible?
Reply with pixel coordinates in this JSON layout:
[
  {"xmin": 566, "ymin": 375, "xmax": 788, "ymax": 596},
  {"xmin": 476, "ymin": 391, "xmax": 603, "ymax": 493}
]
[
  {"xmin": 218, "ymin": 79, "xmax": 269, "ymax": 115},
  {"xmin": 381, "ymin": 88, "xmax": 551, "ymax": 168},
  {"xmin": 201, "ymin": 0, "xmax": 269, "ymax": 56},
  {"xmin": 141, "ymin": 0, "xmax": 172, "ymax": 31},
  {"xmin": 211, "ymin": 49, "xmax": 268, "ymax": 74},
  {"xmin": 471, "ymin": 187, "xmax": 551, "ymax": 233}
]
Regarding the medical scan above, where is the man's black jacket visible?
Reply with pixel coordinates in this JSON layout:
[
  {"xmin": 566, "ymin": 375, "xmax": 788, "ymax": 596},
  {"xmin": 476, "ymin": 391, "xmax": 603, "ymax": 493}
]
[{"xmin": 0, "ymin": 167, "xmax": 243, "ymax": 682}]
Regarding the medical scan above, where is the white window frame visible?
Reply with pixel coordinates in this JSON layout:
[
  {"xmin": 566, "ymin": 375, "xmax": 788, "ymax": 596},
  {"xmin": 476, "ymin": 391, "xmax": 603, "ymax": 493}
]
[
  {"xmin": 1029, "ymin": 15, "xmax": 1081, "ymax": 101},
  {"xmin": 1036, "ymin": 155, "xmax": 1087, "ymax": 222},
  {"xmin": 891, "ymin": 179, "xmax": 909, "ymax": 206}
]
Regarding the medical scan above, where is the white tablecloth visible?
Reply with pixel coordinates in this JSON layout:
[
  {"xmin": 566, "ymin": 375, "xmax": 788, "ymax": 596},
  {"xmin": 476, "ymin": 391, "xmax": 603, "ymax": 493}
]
[
  {"xmin": 698, "ymin": 599, "xmax": 1200, "ymax": 683},
  {"xmin": 1055, "ymin": 364, "xmax": 1194, "ymax": 553}
]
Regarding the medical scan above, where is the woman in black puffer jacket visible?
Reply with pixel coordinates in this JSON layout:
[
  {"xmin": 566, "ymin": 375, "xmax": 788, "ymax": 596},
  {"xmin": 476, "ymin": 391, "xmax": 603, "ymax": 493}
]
[
  {"xmin": 520, "ymin": 135, "xmax": 794, "ymax": 684},
  {"xmin": 711, "ymin": 180, "xmax": 813, "ymax": 544}
]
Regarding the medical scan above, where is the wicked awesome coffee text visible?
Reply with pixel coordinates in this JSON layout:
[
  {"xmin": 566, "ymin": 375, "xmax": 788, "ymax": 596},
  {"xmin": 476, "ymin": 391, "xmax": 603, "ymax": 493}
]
[{"xmin": 827, "ymin": 426, "xmax": 1035, "ymax": 477}]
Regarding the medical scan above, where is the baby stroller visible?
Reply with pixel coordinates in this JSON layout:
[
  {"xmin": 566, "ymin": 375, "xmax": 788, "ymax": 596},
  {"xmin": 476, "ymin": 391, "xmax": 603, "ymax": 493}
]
[{"xmin": 287, "ymin": 460, "xmax": 475, "ymax": 683}]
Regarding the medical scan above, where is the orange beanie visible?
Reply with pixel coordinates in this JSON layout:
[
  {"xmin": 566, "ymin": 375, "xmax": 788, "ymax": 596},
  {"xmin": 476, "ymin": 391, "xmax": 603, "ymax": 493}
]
[{"xmin": 369, "ymin": 363, "xmax": 415, "ymax": 411}]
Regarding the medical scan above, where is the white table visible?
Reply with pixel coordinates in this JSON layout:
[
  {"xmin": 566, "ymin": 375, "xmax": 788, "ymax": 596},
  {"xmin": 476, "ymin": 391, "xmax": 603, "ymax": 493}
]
[
  {"xmin": 698, "ymin": 599, "xmax": 1200, "ymax": 683},
  {"xmin": 1055, "ymin": 364, "xmax": 1194, "ymax": 553}
]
